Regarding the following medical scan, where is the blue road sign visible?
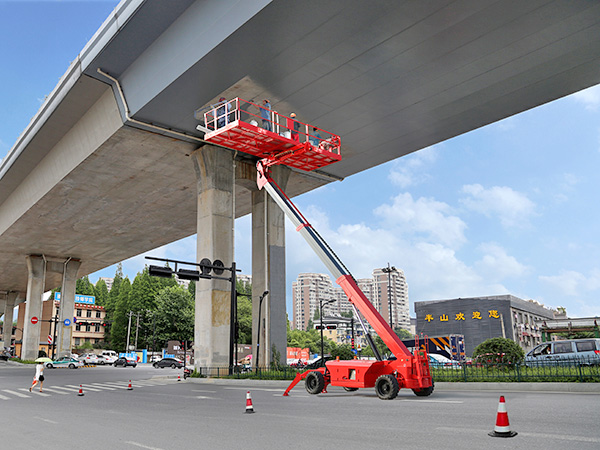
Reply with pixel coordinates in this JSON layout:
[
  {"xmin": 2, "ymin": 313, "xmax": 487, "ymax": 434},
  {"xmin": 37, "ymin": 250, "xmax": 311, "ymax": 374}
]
[{"xmin": 64, "ymin": 319, "xmax": 71, "ymax": 326}]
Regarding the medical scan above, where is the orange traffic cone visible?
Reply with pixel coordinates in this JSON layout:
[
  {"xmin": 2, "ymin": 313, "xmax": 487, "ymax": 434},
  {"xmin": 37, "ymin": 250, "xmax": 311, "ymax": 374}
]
[
  {"xmin": 127, "ymin": 380, "xmax": 133, "ymax": 390},
  {"xmin": 489, "ymin": 396, "xmax": 517, "ymax": 437},
  {"xmin": 78, "ymin": 385, "xmax": 84, "ymax": 396},
  {"xmin": 245, "ymin": 391, "xmax": 255, "ymax": 414}
]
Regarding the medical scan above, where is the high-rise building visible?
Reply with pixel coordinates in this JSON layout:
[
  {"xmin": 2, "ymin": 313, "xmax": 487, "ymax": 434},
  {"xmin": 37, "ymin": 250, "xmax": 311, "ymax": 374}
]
[
  {"xmin": 98, "ymin": 277, "xmax": 113, "ymax": 292},
  {"xmin": 292, "ymin": 268, "xmax": 410, "ymax": 330}
]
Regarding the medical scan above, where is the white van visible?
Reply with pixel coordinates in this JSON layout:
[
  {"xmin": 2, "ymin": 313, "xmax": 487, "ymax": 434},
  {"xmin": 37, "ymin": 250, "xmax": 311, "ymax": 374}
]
[
  {"xmin": 525, "ymin": 339, "xmax": 600, "ymax": 366},
  {"xmin": 101, "ymin": 350, "xmax": 118, "ymax": 364}
]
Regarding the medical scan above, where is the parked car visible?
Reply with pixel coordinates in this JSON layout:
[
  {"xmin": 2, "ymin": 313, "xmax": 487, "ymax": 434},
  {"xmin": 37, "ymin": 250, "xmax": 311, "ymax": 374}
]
[
  {"xmin": 95, "ymin": 355, "xmax": 109, "ymax": 365},
  {"xmin": 79, "ymin": 353, "xmax": 99, "ymax": 365},
  {"xmin": 101, "ymin": 350, "xmax": 118, "ymax": 364},
  {"xmin": 45, "ymin": 356, "xmax": 83, "ymax": 369},
  {"xmin": 153, "ymin": 357, "xmax": 184, "ymax": 369},
  {"xmin": 428, "ymin": 353, "xmax": 461, "ymax": 369},
  {"xmin": 525, "ymin": 339, "xmax": 600, "ymax": 367},
  {"xmin": 150, "ymin": 355, "xmax": 163, "ymax": 363},
  {"xmin": 114, "ymin": 357, "xmax": 137, "ymax": 367}
]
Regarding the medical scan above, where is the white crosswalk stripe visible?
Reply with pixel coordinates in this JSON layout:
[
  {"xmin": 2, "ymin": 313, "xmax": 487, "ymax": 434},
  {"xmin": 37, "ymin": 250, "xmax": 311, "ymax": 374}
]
[
  {"xmin": 40, "ymin": 387, "xmax": 69, "ymax": 395},
  {"xmin": 90, "ymin": 382, "xmax": 127, "ymax": 390},
  {"xmin": 65, "ymin": 384, "xmax": 104, "ymax": 392},
  {"xmin": 0, "ymin": 393, "xmax": 11, "ymax": 400},
  {"xmin": 2, "ymin": 389, "xmax": 30, "ymax": 398},
  {"xmin": 19, "ymin": 388, "xmax": 51, "ymax": 397},
  {"xmin": 45, "ymin": 386, "xmax": 80, "ymax": 393}
]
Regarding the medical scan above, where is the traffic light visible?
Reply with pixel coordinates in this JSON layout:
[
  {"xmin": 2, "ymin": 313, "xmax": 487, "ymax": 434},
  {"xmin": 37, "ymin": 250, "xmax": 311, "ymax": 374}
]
[
  {"xmin": 351, "ymin": 337, "xmax": 355, "ymax": 350},
  {"xmin": 326, "ymin": 325, "xmax": 337, "ymax": 330}
]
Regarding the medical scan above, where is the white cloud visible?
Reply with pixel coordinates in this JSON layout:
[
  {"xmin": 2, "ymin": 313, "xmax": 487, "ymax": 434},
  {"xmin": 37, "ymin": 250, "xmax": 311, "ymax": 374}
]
[
  {"xmin": 571, "ymin": 84, "xmax": 600, "ymax": 111},
  {"xmin": 475, "ymin": 242, "xmax": 530, "ymax": 280},
  {"xmin": 539, "ymin": 269, "xmax": 600, "ymax": 297},
  {"xmin": 460, "ymin": 184, "xmax": 536, "ymax": 228},
  {"xmin": 388, "ymin": 145, "xmax": 438, "ymax": 188},
  {"xmin": 374, "ymin": 192, "xmax": 467, "ymax": 248}
]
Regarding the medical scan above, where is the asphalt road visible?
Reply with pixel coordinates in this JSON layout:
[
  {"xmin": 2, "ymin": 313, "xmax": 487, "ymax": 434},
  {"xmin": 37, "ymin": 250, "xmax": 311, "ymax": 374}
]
[{"xmin": 1, "ymin": 361, "xmax": 599, "ymax": 450}]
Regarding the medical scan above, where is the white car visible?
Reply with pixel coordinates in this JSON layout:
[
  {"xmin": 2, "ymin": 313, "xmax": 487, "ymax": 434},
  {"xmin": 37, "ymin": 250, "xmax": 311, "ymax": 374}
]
[
  {"xmin": 79, "ymin": 353, "xmax": 99, "ymax": 365},
  {"xmin": 99, "ymin": 354, "xmax": 117, "ymax": 365}
]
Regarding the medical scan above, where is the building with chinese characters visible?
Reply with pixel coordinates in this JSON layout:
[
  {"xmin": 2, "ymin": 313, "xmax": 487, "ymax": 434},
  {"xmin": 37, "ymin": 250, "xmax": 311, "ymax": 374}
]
[{"xmin": 414, "ymin": 295, "xmax": 556, "ymax": 356}]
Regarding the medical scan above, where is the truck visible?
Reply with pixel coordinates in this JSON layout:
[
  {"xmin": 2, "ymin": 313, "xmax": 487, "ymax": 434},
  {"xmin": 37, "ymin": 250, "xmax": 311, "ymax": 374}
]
[
  {"xmin": 402, "ymin": 334, "xmax": 466, "ymax": 362},
  {"xmin": 202, "ymin": 98, "xmax": 433, "ymax": 400}
]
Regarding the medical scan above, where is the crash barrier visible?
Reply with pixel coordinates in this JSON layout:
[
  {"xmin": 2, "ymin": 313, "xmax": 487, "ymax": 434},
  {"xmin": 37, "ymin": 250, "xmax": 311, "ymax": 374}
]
[{"xmin": 189, "ymin": 357, "xmax": 600, "ymax": 383}]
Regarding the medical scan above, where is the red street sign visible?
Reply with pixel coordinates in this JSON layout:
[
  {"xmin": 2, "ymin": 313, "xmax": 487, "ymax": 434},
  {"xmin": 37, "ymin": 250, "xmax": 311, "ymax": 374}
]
[
  {"xmin": 48, "ymin": 335, "xmax": 53, "ymax": 345},
  {"xmin": 31, "ymin": 317, "xmax": 38, "ymax": 324}
]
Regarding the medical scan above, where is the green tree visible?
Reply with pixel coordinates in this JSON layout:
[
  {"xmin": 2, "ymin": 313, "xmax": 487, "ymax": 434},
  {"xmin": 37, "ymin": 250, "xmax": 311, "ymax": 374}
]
[
  {"xmin": 394, "ymin": 327, "xmax": 413, "ymax": 340},
  {"xmin": 94, "ymin": 279, "xmax": 109, "ymax": 307},
  {"xmin": 154, "ymin": 286, "xmax": 194, "ymax": 348},
  {"xmin": 76, "ymin": 276, "xmax": 95, "ymax": 296},
  {"xmin": 472, "ymin": 337, "xmax": 525, "ymax": 365},
  {"xmin": 111, "ymin": 277, "xmax": 132, "ymax": 352},
  {"xmin": 330, "ymin": 343, "xmax": 354, "ymax": 360}
]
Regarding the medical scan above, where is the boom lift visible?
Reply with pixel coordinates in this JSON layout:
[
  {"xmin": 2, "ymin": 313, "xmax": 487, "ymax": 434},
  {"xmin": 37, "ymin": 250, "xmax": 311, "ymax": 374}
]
[{"xmin": 201, "ymin": 98, "xmax": 433, "ymax": 400}]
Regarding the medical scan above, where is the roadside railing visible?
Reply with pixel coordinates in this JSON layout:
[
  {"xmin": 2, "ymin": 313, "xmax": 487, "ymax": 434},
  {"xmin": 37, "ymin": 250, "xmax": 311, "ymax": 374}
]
[{"xmin": 191, "ymin": 356, "xmax": 600, "ymax": 383}]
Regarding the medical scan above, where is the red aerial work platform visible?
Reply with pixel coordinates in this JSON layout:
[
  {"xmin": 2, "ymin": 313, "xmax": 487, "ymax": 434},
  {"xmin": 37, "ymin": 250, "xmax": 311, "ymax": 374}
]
[
  {"xmin": 200, "ymin": 98, "xmax": 433, "ymax": 400},
  {"xmin": 199, "ymin": 98, "xmax": 341, "ymax": 172}
]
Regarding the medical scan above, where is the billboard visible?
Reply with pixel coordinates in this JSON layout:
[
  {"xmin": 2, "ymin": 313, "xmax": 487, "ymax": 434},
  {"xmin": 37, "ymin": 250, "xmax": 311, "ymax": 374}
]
[{"xmin": 55, "ymin": 292, "xmax": 95, "ymax": 305}]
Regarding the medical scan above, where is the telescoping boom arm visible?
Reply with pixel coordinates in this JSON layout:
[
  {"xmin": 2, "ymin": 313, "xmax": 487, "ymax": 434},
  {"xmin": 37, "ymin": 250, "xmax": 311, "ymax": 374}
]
[{"xmin": 257, "ymin": 161, "xmax": 413, "ymax": 359}]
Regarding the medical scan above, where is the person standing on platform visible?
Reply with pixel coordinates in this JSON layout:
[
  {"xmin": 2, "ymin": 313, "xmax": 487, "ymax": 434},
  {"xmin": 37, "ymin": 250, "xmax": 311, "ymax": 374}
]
[
  {"xmin": 260, "ymin": 99, "xmax": 272, "ymax": 131},
  {"xmin": 216, "ymin": 97, "xmax": 230, "ymax": 128},
  {"xmin": 288, "ymin": 112, "xmax": 301, "ymax": 142},
  {"xmin": 29, "ymin": 361, "xmax": 45, "ymax": 392}
]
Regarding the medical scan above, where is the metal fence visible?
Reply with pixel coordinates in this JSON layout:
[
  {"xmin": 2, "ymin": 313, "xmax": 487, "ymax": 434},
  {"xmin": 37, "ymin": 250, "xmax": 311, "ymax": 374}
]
[
  {"xmin": 431, "ymin": 356, "xmax": 600, "ymax": 383},
  {"xmin": 190, "ymin": 357, "xmax": 600, "ymax": 383}
]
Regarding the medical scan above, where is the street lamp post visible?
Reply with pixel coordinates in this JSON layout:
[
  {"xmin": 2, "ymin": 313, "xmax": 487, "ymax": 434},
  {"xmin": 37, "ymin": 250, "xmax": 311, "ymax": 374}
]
[
  {"xmin": 256, "ymin": 290, "xmax": 269, "ymax": 369},
  {"xmin": 319, "ymin": 298, "xmax": 336, "ymax": 367},
  {"xmin": 381, "ymin": 263, "xmax": 397, "ymax": 329}
]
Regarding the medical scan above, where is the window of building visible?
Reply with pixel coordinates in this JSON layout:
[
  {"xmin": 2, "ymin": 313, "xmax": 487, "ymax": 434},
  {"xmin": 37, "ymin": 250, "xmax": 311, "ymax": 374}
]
[
  {"xmin": 95, "ymin": 339, "xmax": 100, "ymax": 344},
  {"xmin": 95, "ymin": 325, "xmax": 100, "ymax": 332},
  {"xmin": 86, "ymin": 310, "xmax": 92, "ymax": 318},
  {"xmin": 76, "ymin": 309, "xmax": 82, "ymax": 316},
  {"xmin": 75, "ymin": 324, "xmax": 81, "ymax": 332},
  {"xmin": 86, "ymin": 325, "xmax": 91, "ymax": 332},
  {"xmin": 74, "ymin": 338, "xmax": 80, "ymax": 345},
  {"xmin": 96, "ymin": 311, "xmax": 101, "ymax": 318}
]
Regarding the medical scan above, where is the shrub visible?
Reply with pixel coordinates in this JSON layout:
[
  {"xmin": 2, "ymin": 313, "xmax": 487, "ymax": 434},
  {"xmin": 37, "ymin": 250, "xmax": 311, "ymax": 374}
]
[{"xmin": 472, "ymin": 337, "xmax": 524, "ymax": 366}]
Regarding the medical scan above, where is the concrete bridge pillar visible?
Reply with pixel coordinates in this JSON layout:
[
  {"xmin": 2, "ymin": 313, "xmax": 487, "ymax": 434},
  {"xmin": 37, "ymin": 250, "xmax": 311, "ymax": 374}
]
[
  {"xmin": 252, "ymin": 165, "xmax": 290, "ymax": 368},
  {"xmin": 56, "ymin": 259, "xmax": 81, "ymax": 357},
  {"xmin": 22, "ymin": 255, "xmax": 45, "ymax": 360},
  {"xmin": 1, "ymin": 292, "xmax": 19, "ymax": 350},
  {"xmin": 192, "ymin": 145, "xmax": 234, "ymax": 368}
]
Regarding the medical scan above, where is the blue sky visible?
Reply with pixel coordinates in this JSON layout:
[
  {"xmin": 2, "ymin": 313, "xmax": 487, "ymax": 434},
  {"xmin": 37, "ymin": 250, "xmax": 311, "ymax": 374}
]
[{"xmin": 2, "ymin": 1, "xmax": 600, "ymax": 319}]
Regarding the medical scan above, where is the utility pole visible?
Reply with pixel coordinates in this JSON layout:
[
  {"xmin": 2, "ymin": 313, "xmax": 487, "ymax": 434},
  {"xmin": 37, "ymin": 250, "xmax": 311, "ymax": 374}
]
[
  {"xmin": 134, "ymin": 312, "xmax": 141, "ymax": 350},
  {"xmin": 382, "ymin": 263, "xmax": 397, "ymax": 329},
  {"xmin": 126, "ymin": 311, "xmax": 133, "ymax": 352}
]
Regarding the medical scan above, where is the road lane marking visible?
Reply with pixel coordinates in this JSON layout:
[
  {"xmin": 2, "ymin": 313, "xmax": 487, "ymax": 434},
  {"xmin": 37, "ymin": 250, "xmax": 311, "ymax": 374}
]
[
  {"xmin": 19, "ymin": 388, "xmax": 51, "ymax": 397},
  {"xmin": 401, "ymin": 399, "xmax": 463, "ymax": 404},
  {"xmin": 40, "ymin": 387, "xmax": 69, "ymax": 395},
  {"xmin": 47, "ymin": 386, "xmax": 80, "ymax": 393},
  {"xmin": 2, "ymin": 389, "xmax": 29, "ymax": 398},
  {"xmin": 89, "ymin": 383, "xmax": 121, "ymax": 390},
  {"xmin": 33, "ymin": 416, "xmax": 58, "ymax": 424},
  {"xmin": 0, "ymin": 393, "xmax": 10, "ymax": 400},
  {"xmin": 195, "ymin": 396, "xmax": 215, "ymax": 399},
  {"xmin": 224, "ymin": 387, "xmax": 285, "ymax": 392},
  {"xmin": 192, "ymin": 390, "xmax": 217, "ymax": 393},
  {"xmin": 124, "ymin": 440, "xmax": 165, "ymax": 450},
  {"xmin": 65, "ymin": 384, "xmax": 104, "ymax": 392}
]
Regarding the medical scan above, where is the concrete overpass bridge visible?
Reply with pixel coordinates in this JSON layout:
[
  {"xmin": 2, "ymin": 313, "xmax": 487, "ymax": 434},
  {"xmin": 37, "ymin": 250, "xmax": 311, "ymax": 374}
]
[{"xmin": 2, "ymin": 0, "xmax": 600, "ymax": 366}]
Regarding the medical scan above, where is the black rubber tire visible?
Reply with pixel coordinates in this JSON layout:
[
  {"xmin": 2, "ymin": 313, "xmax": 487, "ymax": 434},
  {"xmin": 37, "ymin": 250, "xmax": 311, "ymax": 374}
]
[
  {"xmin": 375, "ymin": 374, "xmax": 399, "ymax": 400},
  {"xmin": 171, "ymin": 363, "xmax": 176, "ymax": 369},
  {"xmin": 100, "ymin": 361, "xmax": 105, "ymax": 365},
  {"xmin": 153, "ymin": 362, "xmax": 158, "ymax": 368},
  {"xmin": 412, "ymin": 382, "xmax": 435, "ymax": 397},
  {"xmin": 47, "ymin": 363, "xmax": 54, "ymax": 369},
  {"xmin": 69, "ymin": 363, "xmax": 75, "ymax": 369},
  {"xmin": 343, "ymin": 386, "xmax": 359, "ymax": 392},
  {"xmin": 305, "ymin": 371, "xmax": 325, "ymax": 395}
]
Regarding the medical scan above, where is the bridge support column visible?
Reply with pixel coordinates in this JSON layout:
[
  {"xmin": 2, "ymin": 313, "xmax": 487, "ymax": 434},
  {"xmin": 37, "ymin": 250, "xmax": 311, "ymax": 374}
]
[
  {"xmin": 192, "ymin": 145, "xmax": 234, "ymax": 368},
  {"xmin": 2, "ymin": 292, "xmax": 19, "ymax": 350},
  {"xmin": 252, "ymin": 165, "xmax": 290, "ymax": 368},
  {"xmin": 22, "ymin": 255, "xmax": 45, "ymax": 360},
  {"xmin": 56, "ymin": 259, "xmax": 81, "ymax": 357}
]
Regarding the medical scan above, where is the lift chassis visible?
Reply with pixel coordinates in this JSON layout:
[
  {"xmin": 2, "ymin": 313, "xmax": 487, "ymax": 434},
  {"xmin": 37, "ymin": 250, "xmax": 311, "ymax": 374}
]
[{"xmin": 256, "ymin": 161, "xmax": 433, "ymax": 400}]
